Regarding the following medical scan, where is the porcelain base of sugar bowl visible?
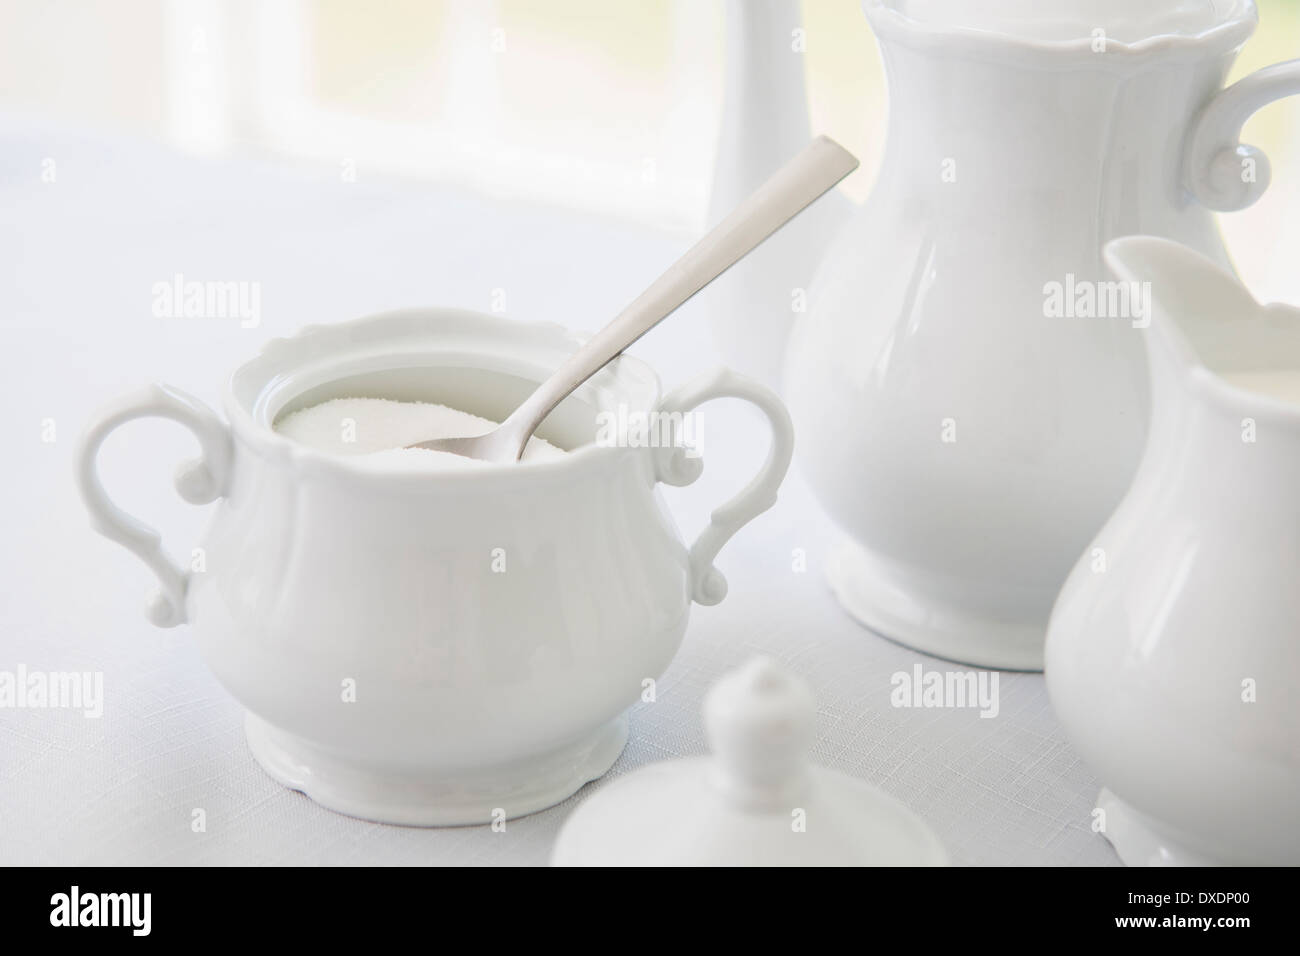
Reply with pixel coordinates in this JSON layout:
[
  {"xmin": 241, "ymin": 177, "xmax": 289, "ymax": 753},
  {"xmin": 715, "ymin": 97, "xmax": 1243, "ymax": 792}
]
[
  {"xmin": 246, "ymin": 713, "xmax": 629, "ymax": 827},
  {"xmin": 826, "ymin": 540, "xmax": 1046, "ymax": 672}
]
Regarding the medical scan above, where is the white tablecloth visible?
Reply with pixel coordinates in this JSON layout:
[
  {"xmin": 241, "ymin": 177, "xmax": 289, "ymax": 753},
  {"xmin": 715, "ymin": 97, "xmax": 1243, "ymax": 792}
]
[{"xmin": 0, "ymin": 119, "xmax": 1117, "ymax": 866}]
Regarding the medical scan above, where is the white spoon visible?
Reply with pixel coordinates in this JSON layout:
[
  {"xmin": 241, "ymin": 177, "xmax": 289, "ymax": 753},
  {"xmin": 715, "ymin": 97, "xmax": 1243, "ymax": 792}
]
[{"xmin": 409, "ymin": 135, "xmax": 859, "ymax": 462}]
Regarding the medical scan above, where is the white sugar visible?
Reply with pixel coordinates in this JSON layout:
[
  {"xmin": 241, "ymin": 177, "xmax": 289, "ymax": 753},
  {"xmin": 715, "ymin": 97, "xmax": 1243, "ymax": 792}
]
[{"xmin": 274, "ymin": 397, "xmax": 566, "ymax": 468}]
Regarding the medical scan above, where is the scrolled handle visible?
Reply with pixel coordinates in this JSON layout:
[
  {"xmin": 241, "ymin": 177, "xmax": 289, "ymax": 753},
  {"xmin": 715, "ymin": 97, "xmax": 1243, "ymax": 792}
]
[
  {"xmin": 1184, "ymin": 59, "xmax": 1300, "ymax": 211},
  {"xmin": 653, "ymin": 367, "xmax": 794, "ymax": 606},
  {"xmin": 76, "ymin": 384, "xmax": 232, "ymax": 627}
]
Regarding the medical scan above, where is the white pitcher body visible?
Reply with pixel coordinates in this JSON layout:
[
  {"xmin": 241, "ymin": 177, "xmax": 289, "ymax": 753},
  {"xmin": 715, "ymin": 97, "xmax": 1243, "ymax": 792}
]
[{"xmin": 785, "ymin": 0, "xmax": 1300, "ymax": 668}]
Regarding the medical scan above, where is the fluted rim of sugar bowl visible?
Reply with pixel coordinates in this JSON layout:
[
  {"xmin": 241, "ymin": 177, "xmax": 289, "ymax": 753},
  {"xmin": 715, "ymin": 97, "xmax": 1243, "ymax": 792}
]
[{"xmin": 224, "ymin": 308, "xmax": 665, "ymax": 488}]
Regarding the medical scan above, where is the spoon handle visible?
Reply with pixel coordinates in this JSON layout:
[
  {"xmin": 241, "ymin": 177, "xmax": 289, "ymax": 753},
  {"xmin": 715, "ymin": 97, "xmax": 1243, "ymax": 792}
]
[{"xmin": 502, "ymin": 135, "xmax": 859, "ymax": 452}]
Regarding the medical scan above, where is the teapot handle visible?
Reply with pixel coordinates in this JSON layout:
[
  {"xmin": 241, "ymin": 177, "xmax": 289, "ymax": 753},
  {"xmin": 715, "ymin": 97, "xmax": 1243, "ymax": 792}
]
[
  {"xmin": 653, "ymin": 368, "xmax": 794, "ymax": 606},
  {"xmin": 1185, "ymin": 59, "xmax": 1300, "ymax": 211},
  {"xmin": 76, "ymin": 384, "xmax": 232, "ymax": 627}
]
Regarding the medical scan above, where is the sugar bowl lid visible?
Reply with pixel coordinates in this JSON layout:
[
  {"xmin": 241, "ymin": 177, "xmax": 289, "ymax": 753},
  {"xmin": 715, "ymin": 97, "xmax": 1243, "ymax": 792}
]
[
  {"xmin": 867, "ymin": 0, "xmax": 1255, "ymax": 46},
  {"xmin": 550, "ymin": 658, "xmax": 948, "ymax": 867}
]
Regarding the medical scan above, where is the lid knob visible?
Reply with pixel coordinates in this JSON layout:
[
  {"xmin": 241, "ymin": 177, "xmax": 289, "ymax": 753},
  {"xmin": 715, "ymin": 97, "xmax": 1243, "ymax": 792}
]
[
  {"xmin": 551, "ymin": 657, "xmax": 949, "ymax": 866},
  {"xmin": 703, "ymin": 657, "xmax": 815, "ymax": 810}
]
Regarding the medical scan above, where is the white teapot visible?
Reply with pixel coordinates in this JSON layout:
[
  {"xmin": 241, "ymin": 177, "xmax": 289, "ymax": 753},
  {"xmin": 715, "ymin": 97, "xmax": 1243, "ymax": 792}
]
[
  {"xmin": 1047, "ymin": 236, "xmax": 1300, "ymax": 866},
  {"xmin": 784, "ymin": 0, "xmax": 1300, "ymax": 669},
  {"xmin": 76, "ymin": 310, "xmax": 793, "ymax": 825}
]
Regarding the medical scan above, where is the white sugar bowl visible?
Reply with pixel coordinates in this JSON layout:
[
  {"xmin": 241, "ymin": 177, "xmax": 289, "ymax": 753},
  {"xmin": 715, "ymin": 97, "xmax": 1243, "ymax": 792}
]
[
  {"xmin": 551, "ymin": 658, "xmax": 949, "ymax": 866},
  {"xmin": 76, "ymin": 309, "xmax": 794, "ymax": 825}
]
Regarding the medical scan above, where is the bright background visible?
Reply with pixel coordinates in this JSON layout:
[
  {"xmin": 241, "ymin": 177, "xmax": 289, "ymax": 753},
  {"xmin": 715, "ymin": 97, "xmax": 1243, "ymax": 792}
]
[{"xmin": 1, "ymin": 0, "xmax": 1298, "ymax": 303}]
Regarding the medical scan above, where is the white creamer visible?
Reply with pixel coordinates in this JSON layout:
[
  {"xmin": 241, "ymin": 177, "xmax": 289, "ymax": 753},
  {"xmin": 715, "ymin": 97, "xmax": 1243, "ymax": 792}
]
[
  {"xmin": 1046, "ymin": 236, "xmax": 1300, "ymax": 866},
  {"xmin": 1220, "ymin": 369, "xmax": 1300, "ymax": 407}
]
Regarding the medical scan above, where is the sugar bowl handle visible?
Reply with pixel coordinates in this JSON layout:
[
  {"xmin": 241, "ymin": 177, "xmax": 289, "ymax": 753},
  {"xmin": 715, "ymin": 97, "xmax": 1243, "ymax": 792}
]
[
  {"xmin": 1185, "ymin": 59, "xmax": 1300, "ymax": 211},
  {"xmin": 654, "ymin": 368, "xmax": 794, "ymax": 606},
  {"xmin": 76, "ymin": 384, "xmax": 232, "ymax": 628}
]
